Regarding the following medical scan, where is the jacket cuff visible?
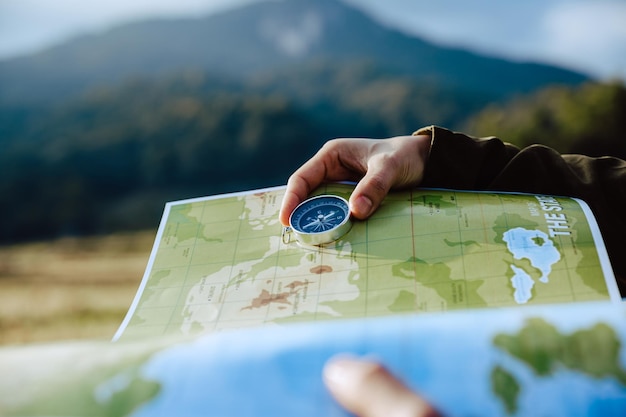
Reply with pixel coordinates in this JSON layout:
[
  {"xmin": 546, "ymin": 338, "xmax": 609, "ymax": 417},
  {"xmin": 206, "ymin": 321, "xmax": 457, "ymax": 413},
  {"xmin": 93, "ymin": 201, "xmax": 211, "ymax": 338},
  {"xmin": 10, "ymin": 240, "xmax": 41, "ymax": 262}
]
[{"xmin": 412, "ymin": 125, "xmax": 515, "ymax": 190}]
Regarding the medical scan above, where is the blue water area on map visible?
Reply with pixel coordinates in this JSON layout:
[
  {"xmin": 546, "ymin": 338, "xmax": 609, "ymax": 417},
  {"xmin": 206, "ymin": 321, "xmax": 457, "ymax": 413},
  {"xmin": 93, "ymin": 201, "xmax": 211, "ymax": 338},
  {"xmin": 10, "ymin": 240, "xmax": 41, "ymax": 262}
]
[{"xmin": 132, "ymin": 302, "xmax": 626, "ymax": 417}]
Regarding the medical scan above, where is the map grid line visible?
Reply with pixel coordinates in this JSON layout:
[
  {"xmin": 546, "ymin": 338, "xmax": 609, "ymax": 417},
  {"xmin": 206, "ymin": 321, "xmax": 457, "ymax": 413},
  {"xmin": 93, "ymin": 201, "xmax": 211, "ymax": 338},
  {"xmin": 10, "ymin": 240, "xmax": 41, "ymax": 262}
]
[{"xmin": 162, "ymin": 201, "xmax": 209, "ymax": 335}]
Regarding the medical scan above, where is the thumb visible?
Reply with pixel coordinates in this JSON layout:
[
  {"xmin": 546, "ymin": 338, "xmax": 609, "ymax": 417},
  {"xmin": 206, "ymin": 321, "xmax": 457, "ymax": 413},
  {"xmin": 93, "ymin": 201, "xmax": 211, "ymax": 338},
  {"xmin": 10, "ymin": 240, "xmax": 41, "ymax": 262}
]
[
  {"xmin": 323, "ymin": 356, "xmax": 442, "ymax": 417},
  {"xmin": 349, "ymin": 155, "xmax": 397, "ymax": 219}
]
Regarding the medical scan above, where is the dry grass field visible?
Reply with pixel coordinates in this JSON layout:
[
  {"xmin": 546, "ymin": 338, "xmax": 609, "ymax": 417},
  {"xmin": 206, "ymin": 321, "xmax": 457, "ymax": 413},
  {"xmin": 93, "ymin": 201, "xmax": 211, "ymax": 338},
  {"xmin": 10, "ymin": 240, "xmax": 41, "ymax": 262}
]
[{"xmin": 0, "ymin": 231, "xmax": 155, "ymax": 345}]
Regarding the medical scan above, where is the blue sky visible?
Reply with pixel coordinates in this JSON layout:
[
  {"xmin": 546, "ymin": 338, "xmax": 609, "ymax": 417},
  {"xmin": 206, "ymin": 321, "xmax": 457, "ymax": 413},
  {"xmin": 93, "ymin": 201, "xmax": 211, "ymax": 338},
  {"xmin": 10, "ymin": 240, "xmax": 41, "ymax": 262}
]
[{"xmin": 1, "ymin": 0, "xmax": 625, "ymax": 80}]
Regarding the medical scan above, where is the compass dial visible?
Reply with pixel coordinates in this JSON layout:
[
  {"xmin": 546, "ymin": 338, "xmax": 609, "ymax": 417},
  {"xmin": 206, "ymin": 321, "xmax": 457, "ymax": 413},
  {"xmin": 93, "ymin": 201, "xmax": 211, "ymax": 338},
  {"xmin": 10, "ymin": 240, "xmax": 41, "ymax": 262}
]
[{"xmin": 289, "ymin": 195, "xmax": 352, "ymax": 245}]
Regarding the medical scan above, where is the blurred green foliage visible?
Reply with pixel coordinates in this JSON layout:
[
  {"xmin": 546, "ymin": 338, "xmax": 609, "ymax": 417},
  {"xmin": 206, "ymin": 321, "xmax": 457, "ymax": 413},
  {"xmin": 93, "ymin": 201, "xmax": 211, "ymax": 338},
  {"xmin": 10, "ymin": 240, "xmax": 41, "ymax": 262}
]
[
  {"xmin": 0, "ymin": 67, "xmax": 623, "ymax": 243},
  {"xmin": 0, "ymin": 73, "xmax": 321, "ymax": 241},
  {"xmin": 251, "ymin": 60, "xmax": 487, "ymax": 137},
  {"xmin": 465, "ymin": 81, "xmax": 626, "ymax": 159}
]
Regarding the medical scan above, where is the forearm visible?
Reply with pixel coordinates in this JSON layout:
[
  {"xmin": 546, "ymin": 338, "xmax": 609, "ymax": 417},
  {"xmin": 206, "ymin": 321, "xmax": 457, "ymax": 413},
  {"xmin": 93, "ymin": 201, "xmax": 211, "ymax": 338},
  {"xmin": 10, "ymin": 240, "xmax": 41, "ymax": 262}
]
[{"xmin": 416, "ymin": 125, "xmax": 626, "ymax": 292}]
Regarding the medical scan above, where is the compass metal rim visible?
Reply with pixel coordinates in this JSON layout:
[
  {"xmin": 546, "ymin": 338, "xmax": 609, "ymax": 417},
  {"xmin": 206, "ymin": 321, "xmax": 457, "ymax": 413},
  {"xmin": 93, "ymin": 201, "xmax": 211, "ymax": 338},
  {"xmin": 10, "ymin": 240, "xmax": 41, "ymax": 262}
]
[{"xmin": 288, "ymin": 194, "xmax": 352, "ymax": 245}]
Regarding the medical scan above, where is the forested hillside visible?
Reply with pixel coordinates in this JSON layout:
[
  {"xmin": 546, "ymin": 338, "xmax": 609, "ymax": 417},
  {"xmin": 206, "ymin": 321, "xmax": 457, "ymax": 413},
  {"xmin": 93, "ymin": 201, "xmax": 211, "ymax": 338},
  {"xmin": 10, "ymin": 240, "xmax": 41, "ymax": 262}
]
[
  {"xmin": 0, "ymin": 74, "xmax": 321, "ymax": 241},
  {"xmin": 1, "ymin": 73, "xmax": 624, "ymax": 243},
  {"xmin": 1, "ymin": 0, "xmax": 619, "ymax": 244},
  {"xmin": 465, "ymin": 81, "xmax": 626, "ymax": 159}
]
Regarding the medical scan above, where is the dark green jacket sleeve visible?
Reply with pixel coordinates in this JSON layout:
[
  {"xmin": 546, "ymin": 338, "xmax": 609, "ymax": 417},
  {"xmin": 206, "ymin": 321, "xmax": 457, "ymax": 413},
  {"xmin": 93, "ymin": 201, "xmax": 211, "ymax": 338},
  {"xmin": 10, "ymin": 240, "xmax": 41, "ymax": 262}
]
[{"xmin": 416, "ymin": 125, "xmax": 626, "ymax": 294}]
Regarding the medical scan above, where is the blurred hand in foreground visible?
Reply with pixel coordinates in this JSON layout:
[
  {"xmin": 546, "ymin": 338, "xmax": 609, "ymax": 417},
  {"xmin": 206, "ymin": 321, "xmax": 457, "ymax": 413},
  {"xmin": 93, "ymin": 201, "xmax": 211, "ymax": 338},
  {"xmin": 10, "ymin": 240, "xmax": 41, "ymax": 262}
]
[
  {"xmin": 323, "ymin": 356, "xmax": 442, "ymax": 417},
  {"xmin": 279, "ymin": 135, "xmax": 431, "ymax": 225}
]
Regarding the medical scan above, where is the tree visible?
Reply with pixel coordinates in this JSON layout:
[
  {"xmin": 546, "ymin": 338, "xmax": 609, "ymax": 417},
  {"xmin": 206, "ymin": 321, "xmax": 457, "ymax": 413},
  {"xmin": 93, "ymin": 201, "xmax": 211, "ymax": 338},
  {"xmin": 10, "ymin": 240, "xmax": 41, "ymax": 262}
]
[{"xmin": 465, "ymin": 81, "xmax": 626, "ymax": 159}]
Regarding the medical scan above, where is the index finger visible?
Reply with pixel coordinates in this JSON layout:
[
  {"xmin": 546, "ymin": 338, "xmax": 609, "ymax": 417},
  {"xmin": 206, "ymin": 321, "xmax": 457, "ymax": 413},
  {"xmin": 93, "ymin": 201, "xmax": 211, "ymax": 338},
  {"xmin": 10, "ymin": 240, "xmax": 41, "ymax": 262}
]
[
  {"xmin": 323, "ymin": 357, "xmax": 442, "ymax": 417},
  {"xmin": 279, "ymin": 138, "xmax": 372, "ymax": 226},
  {"xmin": 279, "ymin": 138, "xmax": 374, "ymax": 226},
  {"xmin": 279, "ymin": 158, "xmax": 328, "ymax": 226}
]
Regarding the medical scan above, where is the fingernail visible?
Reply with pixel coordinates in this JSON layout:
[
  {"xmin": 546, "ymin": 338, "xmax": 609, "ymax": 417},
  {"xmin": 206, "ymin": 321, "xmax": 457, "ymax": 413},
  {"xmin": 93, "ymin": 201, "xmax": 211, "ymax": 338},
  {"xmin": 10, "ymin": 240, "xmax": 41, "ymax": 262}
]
[
  {"xmin": 351, "ymin": 195, "xmax": 373, "ymax": 218},
  {"xmin": 323, "ymin": 356, "xmax": 374, "ymax": 389}
]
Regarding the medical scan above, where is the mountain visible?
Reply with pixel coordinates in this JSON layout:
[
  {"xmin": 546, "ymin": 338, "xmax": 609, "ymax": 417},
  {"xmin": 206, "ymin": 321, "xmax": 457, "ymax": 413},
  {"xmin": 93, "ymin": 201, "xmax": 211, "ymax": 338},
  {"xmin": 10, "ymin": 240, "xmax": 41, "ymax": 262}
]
[
  {"xmin": 0, "ymin": 0, "xmax": 588, "ymax": 105},
  {"xmin": 0, "ymin": 73, "xmax": 324, "ymax": 241},
  {"xmin": 0, "ymin": 0, "xmax": 599, "ymax": 243}
]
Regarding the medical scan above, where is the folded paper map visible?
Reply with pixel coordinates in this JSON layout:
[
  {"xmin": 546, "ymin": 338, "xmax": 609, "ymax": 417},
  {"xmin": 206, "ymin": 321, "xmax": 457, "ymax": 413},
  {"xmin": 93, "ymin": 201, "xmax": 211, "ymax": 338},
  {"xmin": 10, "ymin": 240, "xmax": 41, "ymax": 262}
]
[
  {"xmin": 115, "ymin": 183, "xmax": 620, "ymax": 340},
  {"xmin": 2, "ymin": 185, "xmax": 624, "ymax": 417}
]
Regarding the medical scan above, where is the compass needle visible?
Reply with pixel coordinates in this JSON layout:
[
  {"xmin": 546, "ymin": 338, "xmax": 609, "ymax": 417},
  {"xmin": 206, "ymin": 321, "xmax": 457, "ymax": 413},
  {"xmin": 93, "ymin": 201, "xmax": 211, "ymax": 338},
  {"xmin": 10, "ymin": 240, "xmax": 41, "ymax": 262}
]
[
  {"xmin": 303, "ymin": 220, "xmax": 320, "ymax": 229},
  {"xmin": 322, "ymin": 211, "xmax": 337, "ymax": 221}
]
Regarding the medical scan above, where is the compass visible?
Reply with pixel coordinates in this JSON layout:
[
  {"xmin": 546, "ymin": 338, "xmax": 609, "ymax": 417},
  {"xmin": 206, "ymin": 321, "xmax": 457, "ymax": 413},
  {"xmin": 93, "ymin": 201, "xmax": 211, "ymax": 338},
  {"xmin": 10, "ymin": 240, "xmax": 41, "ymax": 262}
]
[{"xmin": 287, "ymin": 194, "xmax": 352, "ymax": 246}]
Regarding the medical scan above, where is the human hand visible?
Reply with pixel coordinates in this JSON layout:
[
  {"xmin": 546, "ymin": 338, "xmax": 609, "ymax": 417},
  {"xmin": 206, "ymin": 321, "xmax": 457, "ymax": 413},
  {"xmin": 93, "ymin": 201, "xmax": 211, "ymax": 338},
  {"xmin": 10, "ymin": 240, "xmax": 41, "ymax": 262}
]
[
  {"xmin": 279, "ymin": 135, "xmax": 431, "ymax": 226},
  {"xmin": 323, "ymin": 356, "xmax": 442, "ymax": 417}
]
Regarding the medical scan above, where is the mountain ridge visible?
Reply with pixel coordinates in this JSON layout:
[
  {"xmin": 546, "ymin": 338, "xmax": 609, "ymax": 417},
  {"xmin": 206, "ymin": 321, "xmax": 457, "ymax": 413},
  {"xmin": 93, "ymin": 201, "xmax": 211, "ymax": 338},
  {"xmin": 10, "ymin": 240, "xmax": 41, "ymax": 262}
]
[{"xmin": 0, "ymin": 0, "xmax": 588, "ymax": 105}]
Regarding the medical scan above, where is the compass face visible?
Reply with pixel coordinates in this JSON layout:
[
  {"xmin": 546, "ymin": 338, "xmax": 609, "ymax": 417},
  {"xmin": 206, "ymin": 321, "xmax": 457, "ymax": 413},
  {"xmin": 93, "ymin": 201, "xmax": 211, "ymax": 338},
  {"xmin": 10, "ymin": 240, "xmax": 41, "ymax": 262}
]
[{"xmin": 289, "ymin": 195, "xmax": 352, "ymax": 245}]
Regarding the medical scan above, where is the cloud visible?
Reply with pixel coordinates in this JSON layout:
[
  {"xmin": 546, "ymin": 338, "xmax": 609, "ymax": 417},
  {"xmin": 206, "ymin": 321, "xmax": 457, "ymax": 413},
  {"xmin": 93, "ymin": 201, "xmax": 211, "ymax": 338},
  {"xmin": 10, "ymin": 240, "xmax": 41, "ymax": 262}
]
[
  {"xmin": 540, "ymin": 1, "xmax": 626, "ymax": 78},
  {"xmin": 347, "ymin": 0, "xmax": 626, "ymax": 80}
]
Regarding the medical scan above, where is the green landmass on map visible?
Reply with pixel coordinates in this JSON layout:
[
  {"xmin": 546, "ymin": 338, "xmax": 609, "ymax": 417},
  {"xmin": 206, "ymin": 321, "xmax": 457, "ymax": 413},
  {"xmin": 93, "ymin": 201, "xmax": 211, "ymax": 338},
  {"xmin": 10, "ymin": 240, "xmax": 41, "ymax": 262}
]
[
  {"xmin": 494, "ymin": 318, "xmax": 626, "ymax": 381},
  {"xmin": 491, "ymin": 318, "xmax": 626, "ymax": 413},
  {"xmin": 391, "ymin": 257, "xmax": 487, "ymax": 310},
  {"xmin": 444, "ymin": 238, "xmax": 479, "ymax": 248},
  {"xmin": 572, "ymin": 217, "xmax": 610, "ymax": 296},
  {"xmin": 491, "ymin": 365, "xmax": 521, "ymax": 415},
  {"xmin": 117, "ymin": 186, "xmax": 613, "ymax": 340},
  {"xmin": 492, "ymin": 213, "xmax": 540, "ymax": 245},
  {"xmin": 410, "ymin": 194, "xmax": 458, "ymax": 216},
  {"xmin": 7, "ymin": 353, "xmax": 161, "ymax": 417}
]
